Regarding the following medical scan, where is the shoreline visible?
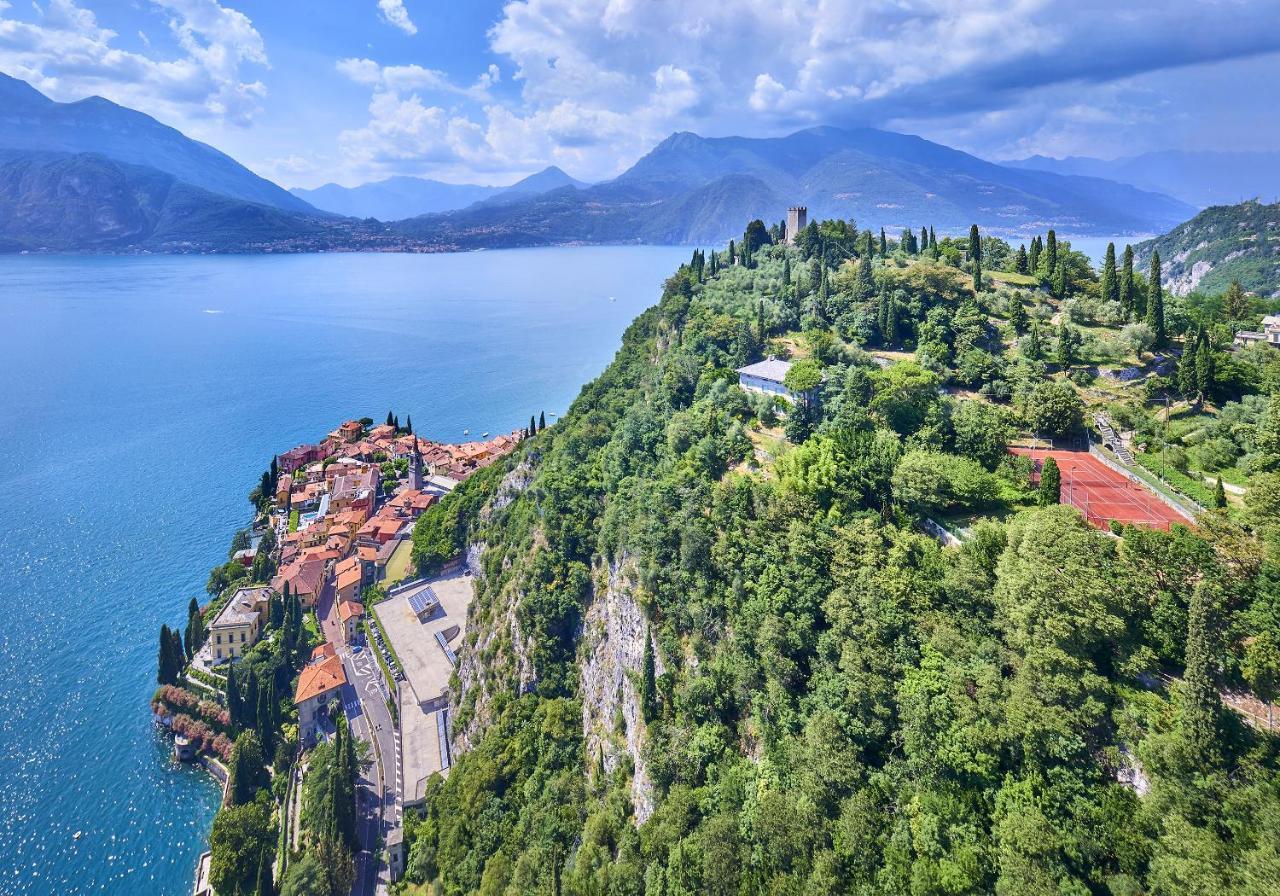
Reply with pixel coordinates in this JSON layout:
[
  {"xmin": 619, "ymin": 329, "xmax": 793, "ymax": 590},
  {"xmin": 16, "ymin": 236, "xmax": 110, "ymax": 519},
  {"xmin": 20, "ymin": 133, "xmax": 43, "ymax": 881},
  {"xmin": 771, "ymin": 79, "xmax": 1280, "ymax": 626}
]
[{"xmin": 156, "ymin": 420, "xmax": 525, "ymax": 896}]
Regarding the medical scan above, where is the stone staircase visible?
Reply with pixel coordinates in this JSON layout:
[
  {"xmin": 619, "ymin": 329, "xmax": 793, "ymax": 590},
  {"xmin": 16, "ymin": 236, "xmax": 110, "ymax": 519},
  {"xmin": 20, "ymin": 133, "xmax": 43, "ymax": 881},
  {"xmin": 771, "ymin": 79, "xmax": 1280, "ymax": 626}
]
[{"xmin": 1094, "ymin": 413, "xmax": 1134, "ymax": 464}]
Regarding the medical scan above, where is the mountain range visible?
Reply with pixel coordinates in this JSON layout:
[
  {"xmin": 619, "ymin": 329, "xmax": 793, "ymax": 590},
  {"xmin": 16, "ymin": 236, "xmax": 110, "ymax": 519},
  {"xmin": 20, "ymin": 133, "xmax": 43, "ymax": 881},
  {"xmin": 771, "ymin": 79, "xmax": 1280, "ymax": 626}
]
[
  {"xmin": 0, "ymin": 72, "xmax": 313, "ymax": 214},
  {"xmin": 1004, "ymin": 150, "xmax": 1280, "ymax": 209},
  {"xmin": 290, "ymin": 166, "xmax": 588, "ymax": 220},
  {"xmin": 0, "ymin": 71, "xmax": 1226, "ymax": 254},
  {"xmin": 391, "ymin": 127, "xmax": 1195, "ymax": 248}
]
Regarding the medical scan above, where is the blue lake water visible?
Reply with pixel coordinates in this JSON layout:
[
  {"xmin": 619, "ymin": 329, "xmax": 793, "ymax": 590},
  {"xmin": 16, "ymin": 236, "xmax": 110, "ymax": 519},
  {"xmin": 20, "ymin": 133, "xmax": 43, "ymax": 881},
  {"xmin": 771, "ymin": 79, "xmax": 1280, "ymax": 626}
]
[{"xmin": 0, "ymin": 246, "xmax": 690, "ymax": 895}]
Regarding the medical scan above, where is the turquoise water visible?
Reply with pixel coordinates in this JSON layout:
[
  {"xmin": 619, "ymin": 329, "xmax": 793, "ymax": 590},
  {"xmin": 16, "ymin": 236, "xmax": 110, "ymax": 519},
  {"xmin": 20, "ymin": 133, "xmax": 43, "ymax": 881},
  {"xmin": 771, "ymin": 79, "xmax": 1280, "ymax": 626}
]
[{"xmin": 0, "ymin": 246, "xmax": 689, "ymax": 895}]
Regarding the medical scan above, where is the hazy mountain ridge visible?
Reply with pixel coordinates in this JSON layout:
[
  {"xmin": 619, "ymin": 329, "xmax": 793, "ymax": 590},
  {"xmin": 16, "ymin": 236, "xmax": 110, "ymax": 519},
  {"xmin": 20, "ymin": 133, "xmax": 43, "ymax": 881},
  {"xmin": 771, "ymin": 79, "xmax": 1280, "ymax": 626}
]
[
  {"xmin": 0, "ymin": 72, "xmax": 314, "ymax": 214},
  {"xmin": 1134, "ymin": 199, "xmax": 1280, "ymax": 296},
  {"xmin": 394, "ymin": 126, "xmax": 1195, "ymax": 247},
  {"xmin": 291, "ymin": 166, "xmax": 588, "ymax": 220},
  {"xmin": 0, "ymin": 73, "xmax": 1209, "ymax": 254},
  {"xmin": 1005, "ymin": 150, "xmax": 1280, "ymax": 209},
  {"xmin": 0, "ymin": 149, "xmax": 330, "ymax": 251}
]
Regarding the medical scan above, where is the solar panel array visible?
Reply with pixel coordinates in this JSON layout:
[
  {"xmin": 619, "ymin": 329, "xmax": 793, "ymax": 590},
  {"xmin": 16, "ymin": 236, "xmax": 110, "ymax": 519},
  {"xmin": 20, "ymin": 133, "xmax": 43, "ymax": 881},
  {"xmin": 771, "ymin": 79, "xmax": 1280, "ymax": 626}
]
[
  {"xmin": 435, "ymin": 630, "xmax": 458, "ymax": 665},
  {"xmin": 408, "ymin": 586, "xmax": 438, "ymax": 617}
]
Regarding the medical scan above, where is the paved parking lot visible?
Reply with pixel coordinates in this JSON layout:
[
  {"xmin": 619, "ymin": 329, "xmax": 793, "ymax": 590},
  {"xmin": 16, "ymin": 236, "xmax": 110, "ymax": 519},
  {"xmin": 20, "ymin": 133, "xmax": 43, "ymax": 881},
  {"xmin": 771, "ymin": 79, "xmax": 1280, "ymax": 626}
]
[
  {"xmin": 374, "ymin": 573, "xmax": 472, "ymax": 705},
  {"xmin": 373, "ymin": 572, "xmax": 473, "ymax": 805}
]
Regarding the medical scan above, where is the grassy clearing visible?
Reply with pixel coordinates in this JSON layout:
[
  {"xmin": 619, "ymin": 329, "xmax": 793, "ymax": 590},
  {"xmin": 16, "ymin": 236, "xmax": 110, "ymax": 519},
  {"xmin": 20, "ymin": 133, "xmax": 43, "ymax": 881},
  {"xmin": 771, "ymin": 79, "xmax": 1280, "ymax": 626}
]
[
  {"xmin": 382, "ymin": 539, "xmax": 414, "ymax": 585},
  {"xmin": 990, "ymin": 270, "xmax": 1040, "ymax": 287}
]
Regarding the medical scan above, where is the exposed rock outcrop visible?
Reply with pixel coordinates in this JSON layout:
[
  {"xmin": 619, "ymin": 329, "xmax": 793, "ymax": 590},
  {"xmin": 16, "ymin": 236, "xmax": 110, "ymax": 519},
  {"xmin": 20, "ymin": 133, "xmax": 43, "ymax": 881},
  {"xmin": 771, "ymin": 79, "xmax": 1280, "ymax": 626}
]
[{"xmin": 580, "ymin": 555, "xmax": 662, "ymax": 823}]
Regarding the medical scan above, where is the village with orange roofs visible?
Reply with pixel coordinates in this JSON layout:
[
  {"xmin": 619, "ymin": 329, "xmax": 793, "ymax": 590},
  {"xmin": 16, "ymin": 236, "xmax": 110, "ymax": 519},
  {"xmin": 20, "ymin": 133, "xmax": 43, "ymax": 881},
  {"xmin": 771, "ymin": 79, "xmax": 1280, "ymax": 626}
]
[{"xmin": 164, "ymin": 413, "xmax": 530, "ymax": 891}]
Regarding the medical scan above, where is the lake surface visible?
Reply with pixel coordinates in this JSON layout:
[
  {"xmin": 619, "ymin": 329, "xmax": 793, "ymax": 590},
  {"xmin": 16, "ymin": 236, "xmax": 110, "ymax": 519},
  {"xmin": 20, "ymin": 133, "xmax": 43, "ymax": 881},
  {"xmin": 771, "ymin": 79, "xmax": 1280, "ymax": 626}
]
[
  {"xmin": 0, "ymin": 246, "xmax": 690, "ymax": 895},
  {"xmin": 1057, "ymin": 235, "xmax": 1152, "ymax": 267}
]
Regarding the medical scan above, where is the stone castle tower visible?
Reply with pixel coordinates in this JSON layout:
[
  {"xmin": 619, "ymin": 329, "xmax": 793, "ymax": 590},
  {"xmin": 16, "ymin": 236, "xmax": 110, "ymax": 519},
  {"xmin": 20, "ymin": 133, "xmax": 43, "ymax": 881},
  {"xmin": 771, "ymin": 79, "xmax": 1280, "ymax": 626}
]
[{"xmin": 786, "ymin": 206, "xmax": 807, "ymax": 244}]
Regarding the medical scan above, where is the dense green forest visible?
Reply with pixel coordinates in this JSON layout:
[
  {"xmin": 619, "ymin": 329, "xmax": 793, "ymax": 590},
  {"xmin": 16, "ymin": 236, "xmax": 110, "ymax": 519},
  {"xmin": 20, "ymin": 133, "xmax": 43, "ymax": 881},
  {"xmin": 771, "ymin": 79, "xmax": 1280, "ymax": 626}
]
[{"xmin": 403, "ymin": 221, "xmax": 1280, "ymax": 896}]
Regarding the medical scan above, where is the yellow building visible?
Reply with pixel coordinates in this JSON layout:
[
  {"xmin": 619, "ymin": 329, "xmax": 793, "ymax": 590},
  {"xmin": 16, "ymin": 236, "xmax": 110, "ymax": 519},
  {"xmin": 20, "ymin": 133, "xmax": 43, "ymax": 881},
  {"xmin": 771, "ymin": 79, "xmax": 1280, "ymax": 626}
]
[{"xmin": 208, "ymin": 586, "xmax": 272, "ymax": 663}]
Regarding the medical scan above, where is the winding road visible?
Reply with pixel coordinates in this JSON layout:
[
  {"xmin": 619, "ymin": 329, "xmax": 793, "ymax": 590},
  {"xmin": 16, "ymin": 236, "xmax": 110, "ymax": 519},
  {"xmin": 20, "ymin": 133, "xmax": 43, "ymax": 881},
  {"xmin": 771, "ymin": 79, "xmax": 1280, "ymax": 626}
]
[{"xmin": 317, "ymin": 582, "xmax": 399, "ymax": 896}]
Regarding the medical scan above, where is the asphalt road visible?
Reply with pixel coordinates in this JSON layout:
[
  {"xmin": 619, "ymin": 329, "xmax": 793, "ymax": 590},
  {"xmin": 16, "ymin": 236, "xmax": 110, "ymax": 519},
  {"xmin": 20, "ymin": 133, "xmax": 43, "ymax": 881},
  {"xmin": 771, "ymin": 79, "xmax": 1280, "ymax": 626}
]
[{"xmin": 318, "ymin": 581, "xmax": 399, "ymax": 896}]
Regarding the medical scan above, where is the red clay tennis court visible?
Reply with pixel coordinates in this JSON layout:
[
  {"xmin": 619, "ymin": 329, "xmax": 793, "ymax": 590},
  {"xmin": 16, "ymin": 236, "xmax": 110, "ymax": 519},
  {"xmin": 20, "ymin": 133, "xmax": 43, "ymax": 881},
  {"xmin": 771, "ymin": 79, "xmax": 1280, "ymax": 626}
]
[{"xmin": 1009, "ymin": 448, "xmax": 1191, "ymax": 531}]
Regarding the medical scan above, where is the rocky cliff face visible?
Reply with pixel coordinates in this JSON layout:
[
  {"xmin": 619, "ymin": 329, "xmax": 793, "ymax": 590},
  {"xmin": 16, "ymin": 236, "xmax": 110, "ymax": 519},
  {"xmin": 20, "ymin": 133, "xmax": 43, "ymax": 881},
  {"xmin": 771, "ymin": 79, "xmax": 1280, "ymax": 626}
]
[
  {"xmin": 1135, "ymin": 199, "xmax": 1280, "ymax": 297},
  {"xmin": 449, "ymin": 463, "xmax": 538, "ymax": 752},
  {"xmin": 579, "ymin": 555, "xmax": 662, "ymax": 823}
]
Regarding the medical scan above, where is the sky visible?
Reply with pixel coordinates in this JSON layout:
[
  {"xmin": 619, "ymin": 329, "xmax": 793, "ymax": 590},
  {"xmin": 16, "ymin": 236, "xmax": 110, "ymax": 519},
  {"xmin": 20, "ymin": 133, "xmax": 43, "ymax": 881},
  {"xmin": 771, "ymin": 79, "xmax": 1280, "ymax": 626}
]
[{"xmin": 1, "ymin": 0, "xmax": 1279, "ymax": 190}]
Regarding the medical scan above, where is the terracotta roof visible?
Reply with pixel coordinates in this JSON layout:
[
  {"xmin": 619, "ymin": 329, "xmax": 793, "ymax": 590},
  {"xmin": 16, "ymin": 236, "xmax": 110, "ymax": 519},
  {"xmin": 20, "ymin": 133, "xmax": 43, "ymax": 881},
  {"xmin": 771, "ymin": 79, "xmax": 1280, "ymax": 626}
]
[
  {"xmin": 312, "ymin": 642, "xmax": 337, "ymax": 661},
  {"xmin": 273, "ymin": 556, "xmax": 325, "ymax": 596},
  {"xmin": 338, "ymin": 599, "xmax": 364, "ymax": 623},
  {"xmin": 335, "ymin": 556, "xmax": 363, "ymax": 590},
  {"xmin": 295, "ymin": 653, "xmax": 346, "ymax": 704}
]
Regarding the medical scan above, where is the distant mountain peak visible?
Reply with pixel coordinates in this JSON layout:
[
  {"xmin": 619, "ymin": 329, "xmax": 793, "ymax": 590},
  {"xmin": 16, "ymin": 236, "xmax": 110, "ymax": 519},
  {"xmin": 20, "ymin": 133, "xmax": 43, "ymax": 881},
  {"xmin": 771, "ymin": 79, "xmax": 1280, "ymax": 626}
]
[{"xmin": 0, "ymin": 71, "xmax": 313, "ymax": 214}]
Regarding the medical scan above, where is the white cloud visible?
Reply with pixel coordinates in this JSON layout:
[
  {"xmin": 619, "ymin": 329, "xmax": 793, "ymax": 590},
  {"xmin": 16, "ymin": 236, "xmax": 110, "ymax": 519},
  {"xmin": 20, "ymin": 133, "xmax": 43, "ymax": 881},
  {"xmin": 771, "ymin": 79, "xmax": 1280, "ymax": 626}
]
[
  {"xmin": 377, "ymin": 0, "xmax": 417, "ymax": 36},
  {"xmin": 337, "ymin": 0, "xmax": 1280, "ymax": 181},
  {"xmin": 0, "ymin": 0, "xmax": 269, "ymax": 127}
]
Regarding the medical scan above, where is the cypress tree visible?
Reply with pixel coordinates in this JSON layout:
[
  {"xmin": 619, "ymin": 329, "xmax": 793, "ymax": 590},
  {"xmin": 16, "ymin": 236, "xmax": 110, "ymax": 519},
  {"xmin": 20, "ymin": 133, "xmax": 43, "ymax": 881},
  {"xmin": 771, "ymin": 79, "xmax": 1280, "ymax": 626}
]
[
  {"xmin": 1028, "ymin": 236, "xmax": 1041, "ymax": 274},
  {"xmin": 1195, "ymin": 339, "xmax": 1215, "ymax": 398},
  {"xmin": 856, "ymin": 255, "xmax": 875, "ymax": 300},
  {"xmin": 1045, "ymin": 229, "xmax": 1058, "ymax": 274},
  {"xmin": 1147, "ymin": 250, "xmax": 1165, "ymax": 346},
  {"xmin": 1056, "ymin": 322, "xmax": 1077, "ymax": 368},
  {"xmin": 879, "ymin": 228, "xmax": 887, "ymax": 255},
  {"xmin": 1214, "ymin": 477, "xmax": 1227, "ymax": 509},
  {"xmin": 529, "ymin": 415, "xmax": 537, "ymax": 437},
  {"xmin": 756, "ymin": 300, "xmax": 766, "ymax": 343},
  {"xmin": 229, "ymin": 731, "xmax": 267, "ymax": 806},
  {"xmin": 405, "ymin": 414, "xmax": 412, "ymax": 435},
  {"xmin": 640, "ymin": 627, "xmax": 657, "ymax": 722},
  {"xmin": 1179, "ymin": 581, "xmax": 1224, "ymax": 767},
  {"xmin": 256, "ymin": 676, "xmax": 276, "ymax": 755},
  {"xmin": 172, "ymin": 627, "xmax": 185, "ymax": 672},
  {"xmin": 782, "ymin": 255, "xmax": 790, "ymax": 286},
  {"xmin": 920, "ymin": 227, "xmax": 929, "ymax": 254},
  {"xmin": 539, "ymin": 411, "xmax": 546, "ymax": 431},
  {"xmin": 385, "ymin": 410, "xmax": 394, "ymax": 428},
  {"xmin": 227, "ymin": 664, "xmax": 242, "ymax": 733},
  {"xmin": 1101, "ymin": 242, "xmax": 1118, "ymax": 306},
  {"xmin": 1120, "ymin": 245, "xmax": 1136, "ymax": 319},
  {"xmin": 728, "ymin": 239, "xmax": 735, "ymax": 264},
  {"xmin": 1015, "ymin": 244, "xmax": 1028, "ymax": 274},
  {"xmin": 1052, "ymin": 259, "xmax": 1068, "ymax": 300},
  {"xmin": 1177, "ymin": 336, "xmax": 1198, "ymax": 396},
  {"xmin": 1039, "ymin": 456, "xmax": 1061, "ymax": 505},
  {"xmin": 928, "ymin": 226, "xmax": 936, "ymax": 249},
  {"xmin": 393, "ymin": 414, "xmax": 400, "ymax": 431},
  {"xmin": 1026, "ymin": 322, "xmax": 1044, "ymax": 360},
  {"xmin": 157, "ymin": 625, "xmax": 176, "ymax": 685},
  {"xmin": 969, "ymin": 224, "xmax": 982, "ymax": 292},
  {"xmin": 1009, "ymin": 299, "xmax": 1029, "ymax": 334},
  {"xmin": 244, "ymin": 670, "xmax": 259, "ymax": 731},
  {"xmin": 255, "ymin": 849, "xmax": 276, "ymax": 896}
]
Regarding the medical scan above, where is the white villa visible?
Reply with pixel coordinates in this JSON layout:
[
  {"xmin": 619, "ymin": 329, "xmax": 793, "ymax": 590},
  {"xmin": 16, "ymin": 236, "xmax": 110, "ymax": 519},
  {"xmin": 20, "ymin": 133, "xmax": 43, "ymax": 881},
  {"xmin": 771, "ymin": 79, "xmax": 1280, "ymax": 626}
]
[
  {"xmin": 737, "ymin": 357, "xmax": 796, "ymax": 400},
  {"xmin": 1234, "ymin": 314, "xmax": 1280, "ymax": 348}
]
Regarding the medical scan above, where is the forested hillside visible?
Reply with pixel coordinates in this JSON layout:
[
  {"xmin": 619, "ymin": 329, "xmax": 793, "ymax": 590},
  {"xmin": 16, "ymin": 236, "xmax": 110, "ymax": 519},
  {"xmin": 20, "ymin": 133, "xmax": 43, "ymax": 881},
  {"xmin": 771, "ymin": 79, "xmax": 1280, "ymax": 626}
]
[
  {"xmin": 403, "ymin": 219, "xmax": 1280, "ymax": 895},
  {"xmin": 1135, "ymin": 200, "xmax": 1280, "ymax": 297}
]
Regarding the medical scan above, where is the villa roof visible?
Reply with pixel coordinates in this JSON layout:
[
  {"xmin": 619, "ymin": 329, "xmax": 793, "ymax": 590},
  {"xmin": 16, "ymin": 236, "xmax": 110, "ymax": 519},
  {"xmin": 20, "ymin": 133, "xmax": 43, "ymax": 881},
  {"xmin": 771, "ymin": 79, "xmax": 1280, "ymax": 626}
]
[
  {"xmin": 294, "ymin": 653, "xmax": 346, "ymax": 705},
  {"xmin": 736, "ymin": 357, "xmax": 792, "ymax": 384},
  {"xmin": 210, "ymin": 586, "xmax": 272, "ymax": 629},
  {"xmin": 338, "ymin": 599, "xmax": 364, "ymax": 623}
]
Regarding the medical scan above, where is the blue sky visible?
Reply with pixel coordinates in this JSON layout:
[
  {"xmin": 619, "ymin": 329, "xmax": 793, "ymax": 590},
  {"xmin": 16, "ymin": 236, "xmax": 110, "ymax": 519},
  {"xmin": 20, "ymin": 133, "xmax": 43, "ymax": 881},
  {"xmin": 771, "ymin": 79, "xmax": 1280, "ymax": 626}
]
[{"xmin": 2, "ymin": 0, "xmax": 1279, "ymax": 189}]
